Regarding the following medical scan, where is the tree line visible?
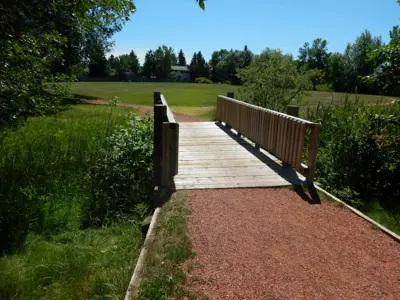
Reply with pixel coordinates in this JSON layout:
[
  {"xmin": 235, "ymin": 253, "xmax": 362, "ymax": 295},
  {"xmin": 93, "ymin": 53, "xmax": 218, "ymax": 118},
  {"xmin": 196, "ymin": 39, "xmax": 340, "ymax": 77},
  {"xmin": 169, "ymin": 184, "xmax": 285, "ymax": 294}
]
[
  {"xmin": 98, "ymin": 25, "xmax": 399, "ymax": 98},
  {"xmin": 0, "ymin": 0, "xmax": 205, "ymax": 128}
]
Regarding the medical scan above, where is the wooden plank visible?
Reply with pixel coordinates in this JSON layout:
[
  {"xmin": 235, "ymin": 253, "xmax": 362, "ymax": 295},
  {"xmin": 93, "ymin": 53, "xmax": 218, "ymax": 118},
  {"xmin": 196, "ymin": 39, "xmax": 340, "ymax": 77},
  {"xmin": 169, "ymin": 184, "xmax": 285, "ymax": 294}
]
[
  {"xmin": 307, "ymin": 124, "xmax": 321, "ymax": 181},
  {"xmin": 290, "ymin": 121, "xmax": 300, "ymax": 166},
  {"xmin": 295, "ymin": 123, "xmax": 306, "ymax": 171},
  {"xmin": 170, "ymin": 123, "xmax": 179, "ymax": 176},
  {"xmin": 175, "ymin": 180, "xmax": 299, "ymax": 190},
  {"xmin": 286, "ymin": 119, "xmax": 295, "ymax": 165},
  {"xmin": 178, "ymin": 160, "xmax": 270, "ymax": 167},
  {"xmin": 161, "ymin": 122, "xmax": 170, "ymax": 186},
  {"xmin": 174, "ymin": 175, "xmax": 299, "ymax": 184},
  {"xmin": 153, "ymin": 104, "xmax": 167, "ymax": 186}
]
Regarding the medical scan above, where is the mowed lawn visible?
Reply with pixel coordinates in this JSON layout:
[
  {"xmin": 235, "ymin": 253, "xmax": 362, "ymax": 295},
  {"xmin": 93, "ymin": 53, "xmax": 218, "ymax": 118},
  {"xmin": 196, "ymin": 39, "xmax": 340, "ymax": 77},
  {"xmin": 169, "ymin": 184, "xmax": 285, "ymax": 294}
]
[{"xmin": 71, "ymin": 82, "xmax": 395, "ymax": 118}]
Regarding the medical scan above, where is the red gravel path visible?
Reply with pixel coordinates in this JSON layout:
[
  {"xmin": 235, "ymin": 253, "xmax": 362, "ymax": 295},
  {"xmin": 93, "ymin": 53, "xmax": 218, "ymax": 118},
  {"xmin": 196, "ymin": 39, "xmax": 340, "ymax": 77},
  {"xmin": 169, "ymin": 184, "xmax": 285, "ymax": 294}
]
[
  {"xmin": 85, "ymin": 100, "xmax": 206, "ymax": 122},
  {"xmin": 185, "ymin": 188, "xmax": 400, "ymax": 299}
]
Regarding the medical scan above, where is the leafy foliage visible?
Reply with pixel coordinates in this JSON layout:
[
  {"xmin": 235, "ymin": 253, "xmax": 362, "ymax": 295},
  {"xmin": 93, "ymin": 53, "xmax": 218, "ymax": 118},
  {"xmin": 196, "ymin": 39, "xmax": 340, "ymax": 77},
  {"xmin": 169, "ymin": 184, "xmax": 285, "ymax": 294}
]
[
  {"xmin": 142, "ymin": 46, "xmax": 177, "ymax": 79},
  {"xmin": 238, "ymin": 49, "xmax": 311, "ymax": 111},
  {"xmin": 210, "ymin": 46, "xmax": 253, "ymax": 84},
  {"xmin": 195, "ymin": 77, "xmax": 212, "ymax": 84},
  {"xmin": 84, "ymin": 113, "xmax": 154, "ymax": 227},
  {"xmin": 0, "ymin": 0, "xmax": 135, "ymax": 127},
  {"xmin": 298, "ymin": 38, "xmax": 330, "ymax": 90},
  {"xmin": 305, "ymin": 98, "xmax": 400, "ymax": 215},
  {"xmin": 189, "ymin": 51, "xmax": 210, "ymax": 80}
]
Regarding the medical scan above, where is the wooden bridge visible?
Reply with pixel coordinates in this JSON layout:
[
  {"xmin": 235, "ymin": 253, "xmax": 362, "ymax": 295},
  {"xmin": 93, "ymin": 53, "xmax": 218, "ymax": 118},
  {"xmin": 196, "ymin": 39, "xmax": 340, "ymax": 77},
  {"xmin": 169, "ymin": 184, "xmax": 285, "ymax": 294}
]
[{"xmin": 153, "ymin": 92, "xmax": 320, "ymax": 191}]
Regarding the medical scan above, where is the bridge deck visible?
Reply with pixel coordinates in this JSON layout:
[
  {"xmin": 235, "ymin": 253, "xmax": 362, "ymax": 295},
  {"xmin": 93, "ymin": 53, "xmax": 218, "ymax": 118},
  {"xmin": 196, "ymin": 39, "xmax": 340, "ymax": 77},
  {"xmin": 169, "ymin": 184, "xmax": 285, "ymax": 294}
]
[{"xmin": 174, "ymin": 122, "xmax": 305, "ymax": 190}]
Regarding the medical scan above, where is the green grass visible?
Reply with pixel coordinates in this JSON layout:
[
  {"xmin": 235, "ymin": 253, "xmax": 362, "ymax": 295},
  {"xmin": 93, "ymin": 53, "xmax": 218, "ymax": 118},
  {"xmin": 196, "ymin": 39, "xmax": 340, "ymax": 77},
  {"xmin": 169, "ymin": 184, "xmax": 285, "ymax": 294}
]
[
  {"xmin": 135, "ymin": 192, "xmax": 206, "ymax": 300},
  {"xmin": 71, "ymin": 82, "xmax": 394, "ymax": 108},
  {"xmin": 305, "ymin": 90, "xmax": 395, "ymax": 106},
  {"xmin": 0, "ymin": 105, "xmax": 143, "ymax": 299},
  {"xmin": 71, "ymin": 82, "xmax": 238, "ymax": 107}
]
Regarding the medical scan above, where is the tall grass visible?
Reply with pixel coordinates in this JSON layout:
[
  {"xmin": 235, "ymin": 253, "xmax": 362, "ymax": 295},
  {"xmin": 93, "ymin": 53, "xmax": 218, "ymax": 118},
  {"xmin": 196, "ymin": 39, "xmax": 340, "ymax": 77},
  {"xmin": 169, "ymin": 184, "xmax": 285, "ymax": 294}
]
[{"xmin": 0, "ymin": 105, "xmax": 145, "ymax": 299}]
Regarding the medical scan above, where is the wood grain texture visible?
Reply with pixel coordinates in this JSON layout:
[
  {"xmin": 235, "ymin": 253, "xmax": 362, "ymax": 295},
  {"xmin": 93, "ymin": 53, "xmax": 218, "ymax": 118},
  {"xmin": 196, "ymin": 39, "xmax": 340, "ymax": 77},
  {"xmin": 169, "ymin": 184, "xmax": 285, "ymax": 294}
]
[{"xmin": 174, "ymin": 122, "xmax": 305, "ymax": 190}]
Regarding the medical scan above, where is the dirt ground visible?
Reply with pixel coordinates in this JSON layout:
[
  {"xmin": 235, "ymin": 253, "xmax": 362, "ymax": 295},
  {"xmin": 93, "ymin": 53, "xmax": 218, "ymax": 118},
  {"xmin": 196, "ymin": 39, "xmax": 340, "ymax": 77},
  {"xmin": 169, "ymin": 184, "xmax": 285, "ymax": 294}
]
[{"xmin": 184, "ymin": 188, "xmax": 400, "ymax": 300}]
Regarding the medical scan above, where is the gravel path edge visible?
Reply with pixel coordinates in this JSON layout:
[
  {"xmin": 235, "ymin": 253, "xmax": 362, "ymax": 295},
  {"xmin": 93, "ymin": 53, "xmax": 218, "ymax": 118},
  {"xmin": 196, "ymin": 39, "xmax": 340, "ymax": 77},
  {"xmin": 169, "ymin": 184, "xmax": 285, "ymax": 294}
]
[
  {"xmin": 124, "ymin": 207, "xmax": 161, "ymax": 300},
  {"xmin": 315, "ymin": 184, "xmax": 400, "ymax": 242}
]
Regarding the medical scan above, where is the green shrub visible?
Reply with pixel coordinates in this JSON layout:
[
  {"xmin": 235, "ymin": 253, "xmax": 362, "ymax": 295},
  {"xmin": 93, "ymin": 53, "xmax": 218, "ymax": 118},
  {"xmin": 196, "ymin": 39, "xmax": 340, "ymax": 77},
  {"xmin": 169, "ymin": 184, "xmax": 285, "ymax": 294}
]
[
  {"xmin": 194, "ymin": 77, "xmax": 212, "ymax": 84},
  {"xmin": 83, "ymin": 113, "xmax": 154, "ymax": 227},
  {"xmin": 305, "ymin": 97, "xmax": 400, "ymax": 215}
]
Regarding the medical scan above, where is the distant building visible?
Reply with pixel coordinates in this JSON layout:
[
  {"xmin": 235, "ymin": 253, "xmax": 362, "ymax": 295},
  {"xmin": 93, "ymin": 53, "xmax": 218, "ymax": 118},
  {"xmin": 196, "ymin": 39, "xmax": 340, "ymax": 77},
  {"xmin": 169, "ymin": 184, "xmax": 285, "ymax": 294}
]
[{"xmin": 170, "ymin": 66, "xmax": 190, "ymax": 81}]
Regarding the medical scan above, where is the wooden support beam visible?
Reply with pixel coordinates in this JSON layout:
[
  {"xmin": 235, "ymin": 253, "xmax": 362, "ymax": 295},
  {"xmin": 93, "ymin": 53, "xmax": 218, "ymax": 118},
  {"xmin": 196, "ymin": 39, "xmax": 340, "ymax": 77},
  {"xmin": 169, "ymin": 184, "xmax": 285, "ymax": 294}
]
[
  {"xmin": 161, "ymin": 122, "xmax": 170, "ymax": 186},
  {"xmin": 307, "ymin": 124, "xmax": 321, "ymax": 181},
  {"xmin": 154, "ymin": 92, "xmax": 161, "ymax": 105},
  {"xmin": 169, "ymin": 123, "xmax": 179, "ymax": 176},
  {"xmin": 154, "ymin": 104, "xmax": 167, "ymax": 186},
  {"xmin": 286, "ymin": 105, "xmax": 299, "ymax": 117}
]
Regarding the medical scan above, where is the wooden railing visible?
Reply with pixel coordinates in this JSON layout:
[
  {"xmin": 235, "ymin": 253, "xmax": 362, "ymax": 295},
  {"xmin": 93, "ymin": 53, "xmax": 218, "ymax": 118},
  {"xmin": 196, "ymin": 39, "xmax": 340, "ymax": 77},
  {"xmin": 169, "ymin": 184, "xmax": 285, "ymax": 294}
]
[
  {"xmin": 216, "ymin": 94, "xmax": 321, "ymax": 181},
  {"xmin": 153, "ymin": 92, "xmax": 179, "ymax": 187}
]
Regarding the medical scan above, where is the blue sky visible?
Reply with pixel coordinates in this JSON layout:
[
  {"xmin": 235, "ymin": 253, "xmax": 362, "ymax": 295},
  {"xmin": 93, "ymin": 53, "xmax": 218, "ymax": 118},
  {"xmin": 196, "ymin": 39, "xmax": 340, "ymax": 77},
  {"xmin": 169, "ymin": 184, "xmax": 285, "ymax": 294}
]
[{"xmin": 110, "ymin": 0, "xmax": 400, "ymax": 64}]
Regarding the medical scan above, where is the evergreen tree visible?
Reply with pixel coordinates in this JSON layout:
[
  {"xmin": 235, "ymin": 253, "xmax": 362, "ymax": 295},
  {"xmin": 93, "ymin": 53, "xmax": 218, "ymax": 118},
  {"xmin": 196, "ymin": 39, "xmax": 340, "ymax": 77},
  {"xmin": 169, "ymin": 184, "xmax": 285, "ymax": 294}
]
[{"xmin": 178, "ymin": 49, "xmax": 187, "ymax": 66}]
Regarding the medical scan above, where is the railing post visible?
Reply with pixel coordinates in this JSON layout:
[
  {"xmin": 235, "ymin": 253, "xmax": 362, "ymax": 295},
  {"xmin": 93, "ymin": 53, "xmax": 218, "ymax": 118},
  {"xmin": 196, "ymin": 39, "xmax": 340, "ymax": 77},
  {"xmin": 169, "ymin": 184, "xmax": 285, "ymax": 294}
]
[
  {"xmin": 307, "ymin": 124, "xmax": 321, "ymax": 182},
  {"xmin": 154, "ymin": 104, "xmax": 167, "ymax": 186},
  {"xmin": 161, "ymin": 122, "xmax": 170, "ymax": 186},
  {"xmin": 154, "ymin": 92, "xmax": 161, "ymax": 105},
  {"xmin": 286, "ymin": 105, "xmax": 299, "ymax": 117},
  {"xmin": 225, "ymin": 92, "xmax": 234, "ymax": 130},
  {"xmin": 169, "ymin": 123, "xmax": 179, "ymax": 176}
]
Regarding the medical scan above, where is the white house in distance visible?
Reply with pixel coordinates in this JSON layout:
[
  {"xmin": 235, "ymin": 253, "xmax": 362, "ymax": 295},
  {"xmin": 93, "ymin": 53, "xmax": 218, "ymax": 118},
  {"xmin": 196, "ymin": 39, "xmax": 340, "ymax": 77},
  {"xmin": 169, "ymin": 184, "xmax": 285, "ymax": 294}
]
[{"xmin": 170, "ymin": 65, "xmax": 190, "ymax": 81}]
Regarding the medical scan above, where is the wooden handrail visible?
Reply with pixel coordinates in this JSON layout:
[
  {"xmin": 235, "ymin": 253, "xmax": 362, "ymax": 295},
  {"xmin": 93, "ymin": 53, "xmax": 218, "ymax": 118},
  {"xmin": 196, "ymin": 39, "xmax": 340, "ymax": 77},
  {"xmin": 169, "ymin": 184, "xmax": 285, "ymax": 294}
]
[
  {"xmin": 153, "ymin": 92, "xmax": 179, "ymax": 188},
  {"xmin": 216, "ymin": 94, "xmax": 321, "ymax": 181}
]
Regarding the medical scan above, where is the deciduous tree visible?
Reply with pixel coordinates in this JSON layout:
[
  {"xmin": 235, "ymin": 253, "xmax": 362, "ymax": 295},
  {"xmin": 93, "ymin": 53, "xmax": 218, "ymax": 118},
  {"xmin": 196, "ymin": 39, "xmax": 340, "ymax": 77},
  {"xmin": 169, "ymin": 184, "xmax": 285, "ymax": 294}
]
[{"xmin": 238, "ymin": 49, "xmax": 311, "ymax": 111}]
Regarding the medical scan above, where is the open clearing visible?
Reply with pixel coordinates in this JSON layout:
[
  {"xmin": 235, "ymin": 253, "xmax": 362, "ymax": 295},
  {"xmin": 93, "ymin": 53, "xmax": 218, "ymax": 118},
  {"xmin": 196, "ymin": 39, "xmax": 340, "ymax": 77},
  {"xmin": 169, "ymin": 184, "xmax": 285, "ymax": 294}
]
[{"xmin": 71, "ymin": 82, "xmax": 395, "ymax": 119}]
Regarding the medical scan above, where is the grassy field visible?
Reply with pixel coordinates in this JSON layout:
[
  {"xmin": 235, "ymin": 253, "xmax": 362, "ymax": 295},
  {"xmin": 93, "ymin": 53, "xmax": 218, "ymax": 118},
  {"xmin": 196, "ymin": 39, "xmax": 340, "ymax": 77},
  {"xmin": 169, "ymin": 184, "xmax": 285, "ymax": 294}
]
[
  {"xmin": 0, "ymin": 105, "xmax": 143, "ymax": 299},
  {"xmin": 71, "ymin": 82, "xmax": 395, "ymax": 119}
]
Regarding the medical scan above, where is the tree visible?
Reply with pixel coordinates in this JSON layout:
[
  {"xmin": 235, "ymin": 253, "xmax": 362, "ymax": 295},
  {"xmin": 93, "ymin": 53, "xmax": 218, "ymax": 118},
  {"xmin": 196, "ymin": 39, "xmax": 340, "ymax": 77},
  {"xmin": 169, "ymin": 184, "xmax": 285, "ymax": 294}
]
[
  {"xmin": 189, "ymin": 51, "xmax": 210, "ymax": 80},
  {"xmin": 214, "ymin": 48, "xmax": 253, "ymax": 84},
  {"xmin": 343, "ymin": 30, "xmax": 382, "ymax": 93},
  {"xmin": 328, "ymin": 53, "xmax": 346, "ymax": 92},
  {"xmin": 142, "ymin": 50, "xmax": 157, "ymax": 78},
  {"xmin": 141, "ymin": 46, "xmax": 176, "ymax": 79},
  {"xmin": 364, "ymin": 43, "xmax": 400, "ymax": 95},
  {"xmin": 209, "ymin": 49, "xmax": 229, "ymax": 82},
  {"xmin": 178, "ymin": 49, "xmax": 187, "ymax": 66},
  {"xmin": 128, "ymin": 50, "xmax": 140, "ymax": 74},
  {"xmin": 88, "ymin": 40, "xmax": 109, "ymax": 77},
  {"xmin": 238, "ymin": 49, "xmax": 311, "ymax": 111},
  {"xmin": 298, "ymin": 38, "xmax": 330, "ymax": 90},
  {"xmin": 0, "ymin": 0, "xmax": 135, "ymax": 127},
  {"xmin": 154, "ymin": 45, "xmax": 177, "ymax": 79},
  {"xmin": 390, "ymin": 26, "xmax": 400, "ymax": 46}
]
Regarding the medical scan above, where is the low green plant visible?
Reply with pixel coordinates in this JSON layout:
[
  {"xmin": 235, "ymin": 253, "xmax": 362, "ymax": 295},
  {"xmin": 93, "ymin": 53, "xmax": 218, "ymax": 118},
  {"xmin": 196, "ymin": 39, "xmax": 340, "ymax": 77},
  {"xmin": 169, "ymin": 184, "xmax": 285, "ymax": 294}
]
[
  {"xmin": 304, "ymin": 96, "xmax": 400, "ymax": 232},
  {"xmin": 194, "ymin": 77, "xmax": 212, "ymax": 84},
  {"xmin": 83, "ymin": 112, "xmax": 154, "ymax": 227}
]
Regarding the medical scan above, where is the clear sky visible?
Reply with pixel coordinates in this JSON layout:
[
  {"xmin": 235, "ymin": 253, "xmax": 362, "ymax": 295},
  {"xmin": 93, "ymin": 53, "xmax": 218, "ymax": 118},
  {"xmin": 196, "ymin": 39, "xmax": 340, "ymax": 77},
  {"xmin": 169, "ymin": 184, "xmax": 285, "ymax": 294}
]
[{"xmin": 110, "ymin": 0, "xmax": 400, "ymax": 64}]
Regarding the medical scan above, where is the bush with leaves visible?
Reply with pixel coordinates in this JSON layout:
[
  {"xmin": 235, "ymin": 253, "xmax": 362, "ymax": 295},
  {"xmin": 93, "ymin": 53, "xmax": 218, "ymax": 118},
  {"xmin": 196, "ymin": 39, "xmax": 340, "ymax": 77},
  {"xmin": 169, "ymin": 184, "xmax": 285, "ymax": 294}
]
[
  {"xmin": 238, "ymin": 49, "xmax": 311, "ymax": 112},
  {"xmin": 194, "ymin": 77, "xmax": 212, "ymax": 84},
  {"xmin": 304, "ymin": 98, "xmax": 400, "ymax": 212},
  {"xmin": 84, "ymin": 113, "xmax": 154, "ymax": 227}
]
